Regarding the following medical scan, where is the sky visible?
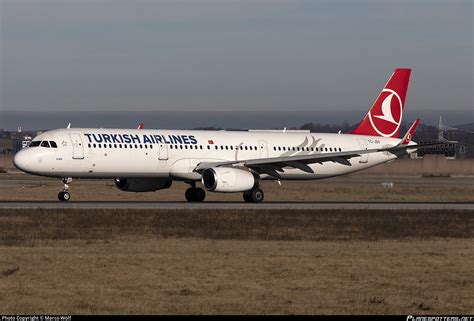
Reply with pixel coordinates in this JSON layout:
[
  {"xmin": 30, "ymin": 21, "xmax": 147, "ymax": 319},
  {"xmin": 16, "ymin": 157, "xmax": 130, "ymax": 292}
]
[{"xmin": 0, "ymin": 0, "xmax": 473, "ymax": 118}]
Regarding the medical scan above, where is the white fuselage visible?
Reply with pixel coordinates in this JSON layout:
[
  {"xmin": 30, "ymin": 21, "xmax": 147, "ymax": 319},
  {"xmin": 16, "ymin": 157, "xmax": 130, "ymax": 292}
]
[{"xmin": 13, "ymin": 128, "xmax": 403, "ymax": 181}]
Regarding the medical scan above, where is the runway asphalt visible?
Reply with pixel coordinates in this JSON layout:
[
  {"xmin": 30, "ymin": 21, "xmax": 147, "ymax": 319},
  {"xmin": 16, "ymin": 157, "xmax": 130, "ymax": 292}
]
[{"xmin": 0, "ymin": 201, "xmax": 473, "ymax": 210}]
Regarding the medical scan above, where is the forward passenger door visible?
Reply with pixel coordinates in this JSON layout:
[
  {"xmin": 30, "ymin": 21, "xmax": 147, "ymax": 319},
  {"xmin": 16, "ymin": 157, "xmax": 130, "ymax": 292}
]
[{"xmin": 69, "ymin": 133, "xmax": 84, "ymax": 159}]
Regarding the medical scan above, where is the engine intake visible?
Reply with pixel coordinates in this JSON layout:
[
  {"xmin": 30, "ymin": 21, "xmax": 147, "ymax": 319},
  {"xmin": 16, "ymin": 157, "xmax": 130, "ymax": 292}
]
[
  {"xmin": 114, "ymin": 178, "xmax": 172, "ymax": 192},
  {"xmin": 202, "ymin": 167, "xmax": 258, "ymax": 192}
]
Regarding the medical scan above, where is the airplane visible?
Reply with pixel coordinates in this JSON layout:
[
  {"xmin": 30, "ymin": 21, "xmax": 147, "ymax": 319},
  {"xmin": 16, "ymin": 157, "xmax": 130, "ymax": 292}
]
[{"xmin": 13, "ymin": 68, "xmax": 437, "ymax": 202}]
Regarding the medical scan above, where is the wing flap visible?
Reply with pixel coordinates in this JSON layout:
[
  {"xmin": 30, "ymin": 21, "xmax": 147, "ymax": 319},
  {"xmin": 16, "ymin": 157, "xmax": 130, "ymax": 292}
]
[{"xmin": 281, "ymin": 161, "xmax": 314, "ymax": 173}]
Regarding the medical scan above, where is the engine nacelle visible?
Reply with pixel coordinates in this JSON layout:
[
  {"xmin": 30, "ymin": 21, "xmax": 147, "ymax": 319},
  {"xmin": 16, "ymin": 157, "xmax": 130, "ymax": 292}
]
[
  {"xmin": 201, "ymin": 167, "xmax": 258, "ymax": 192},
  {"xmin": 114, "ymin": 178, "xmax": 172, "ymax": 192}
]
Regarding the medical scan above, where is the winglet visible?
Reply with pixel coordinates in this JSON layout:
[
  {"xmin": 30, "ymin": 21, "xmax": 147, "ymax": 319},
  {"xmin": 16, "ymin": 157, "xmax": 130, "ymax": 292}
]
[
  {"xmin": 137, "ymin": 123, "xmax": 144, "ymax": 129},
  {"xmin": 400, "ymin": 118, "xmax": 420, "ymax": 145}
]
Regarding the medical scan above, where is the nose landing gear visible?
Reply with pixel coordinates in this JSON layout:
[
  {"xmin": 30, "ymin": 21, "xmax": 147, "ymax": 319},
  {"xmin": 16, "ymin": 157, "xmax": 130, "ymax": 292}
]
[{"xmin": 58, "ymin": 177, "xmax": 72, "ymax": 201}]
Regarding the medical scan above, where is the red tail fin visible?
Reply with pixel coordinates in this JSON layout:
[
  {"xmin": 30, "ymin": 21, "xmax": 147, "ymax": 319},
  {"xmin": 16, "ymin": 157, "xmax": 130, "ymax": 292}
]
[{"xmin": 351, "ymin": 68, "xmax": 411, "ymax": 138}]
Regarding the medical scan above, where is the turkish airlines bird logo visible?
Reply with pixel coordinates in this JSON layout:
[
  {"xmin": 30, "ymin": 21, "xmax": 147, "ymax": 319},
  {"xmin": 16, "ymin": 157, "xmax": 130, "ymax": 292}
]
[{"xmin": 368, "ymin": 89, "xmax": 403, "ymax": 137}]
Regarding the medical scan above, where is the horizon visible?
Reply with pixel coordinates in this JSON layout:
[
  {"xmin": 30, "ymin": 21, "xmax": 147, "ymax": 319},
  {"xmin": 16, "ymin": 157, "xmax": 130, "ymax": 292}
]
[{"xmin": 1, "ymin": 109, "xmax": 472, "ymax": 132}]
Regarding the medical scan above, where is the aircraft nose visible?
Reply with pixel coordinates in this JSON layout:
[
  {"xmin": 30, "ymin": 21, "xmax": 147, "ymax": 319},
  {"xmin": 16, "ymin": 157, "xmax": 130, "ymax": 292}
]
[{"xmin": 13, "ymin": 150, "xmax": 30, "ymax": 172}]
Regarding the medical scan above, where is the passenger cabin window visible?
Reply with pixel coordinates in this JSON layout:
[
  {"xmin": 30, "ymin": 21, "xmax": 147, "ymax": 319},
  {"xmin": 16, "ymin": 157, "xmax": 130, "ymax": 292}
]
[{"xmin": 29, "ymin": 141, "xmax": 41, "ymax": 147}]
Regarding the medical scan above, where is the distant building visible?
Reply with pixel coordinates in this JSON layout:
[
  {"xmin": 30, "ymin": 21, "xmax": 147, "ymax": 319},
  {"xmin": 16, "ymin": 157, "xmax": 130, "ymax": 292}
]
[
  {"xmin": 21, "ymin": 135, "xmax": 32, "ymax": 149},
  {"xmin": 415, "ymin": 141, "xmax": 465, "ymax": 159},
  {"xmin": 0, "ymin": 139, "xmax": 13, "ymax": 154},
  {"xmin": 413, "ymin": 116, "xmax": 468, "ymax": 159}
]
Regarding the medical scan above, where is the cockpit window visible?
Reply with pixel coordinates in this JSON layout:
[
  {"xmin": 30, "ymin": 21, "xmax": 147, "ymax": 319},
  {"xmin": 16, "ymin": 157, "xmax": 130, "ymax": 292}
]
[
  {"xmin": 29, "ymin": 141, "xmax": 41, "ymax": 147},
  {"xmin": 49, "ymin": 141, "xmax": 58, "ymax": 148},
  {"xmin": 40, "ymin": 141, "xmax": 50, "ymax": 148}
]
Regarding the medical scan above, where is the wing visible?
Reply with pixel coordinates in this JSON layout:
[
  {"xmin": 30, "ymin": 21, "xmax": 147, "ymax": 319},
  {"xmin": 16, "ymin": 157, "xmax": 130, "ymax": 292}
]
[{"xmin": 194, "ymin": 141, "xmax": 451, "ymax": 179}]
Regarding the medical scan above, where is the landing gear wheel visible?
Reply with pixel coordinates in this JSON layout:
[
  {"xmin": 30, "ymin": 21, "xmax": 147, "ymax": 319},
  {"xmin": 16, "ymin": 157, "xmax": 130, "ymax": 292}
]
[
  {"xmin": 243, "ymin": 188, "xmax": 264, "ymax": 203},
  {"xmin": 185, "ymin": 187, "xmax": 206, "ymax": 202},
  {"xmin": 250, "ymin": 188, "xmax": 264, "ymax": 203},
  {"xmin": 58, "ymin": 191, "xmax": 70, "ymax": 202},
  {"xmin": 58, "ymin": 177, "xmax": 72, "ymax": 202},
  {"xmin": 194, "ymin": 188, "xmax": 205, "ymax": 202},
  {"xmin": 243, "ymin": 190, "xmax": 252, "ymax": 203}
]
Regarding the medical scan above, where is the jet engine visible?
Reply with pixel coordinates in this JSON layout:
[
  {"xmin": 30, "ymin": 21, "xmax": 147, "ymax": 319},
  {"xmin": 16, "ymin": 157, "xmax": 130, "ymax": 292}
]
[
  {"xmin": 114, "ymin": 178, "xmax": 172, "ymax": 192},
  {"xmin": 201, "ymin": 167, "xmax": 258, "ymax": 192}
]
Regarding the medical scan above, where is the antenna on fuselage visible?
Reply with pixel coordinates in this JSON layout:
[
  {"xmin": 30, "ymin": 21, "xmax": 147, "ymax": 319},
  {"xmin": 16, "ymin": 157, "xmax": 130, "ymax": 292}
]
[{"xmin": 67, "ymin": 123, "xmax": 71, "ymax": 129}]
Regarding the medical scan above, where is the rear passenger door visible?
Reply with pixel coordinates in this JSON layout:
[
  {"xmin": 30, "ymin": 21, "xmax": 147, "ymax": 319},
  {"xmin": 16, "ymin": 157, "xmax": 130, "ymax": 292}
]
[{"xmin": 357, "ymin": 139, "xmax": 368, "ymax": 163}]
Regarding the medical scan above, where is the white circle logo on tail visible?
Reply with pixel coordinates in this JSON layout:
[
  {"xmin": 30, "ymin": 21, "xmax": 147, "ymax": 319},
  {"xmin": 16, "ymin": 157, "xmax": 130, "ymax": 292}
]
[{"xmin": 368, "ymin": 89, "xmax": 403, "ymax": 137}]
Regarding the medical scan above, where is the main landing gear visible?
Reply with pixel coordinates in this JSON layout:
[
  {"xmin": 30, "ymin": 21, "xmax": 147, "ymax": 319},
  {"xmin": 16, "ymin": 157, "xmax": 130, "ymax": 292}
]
[
  {"xmin": 185, "ymin": 182, "xmax": 206, "ymax": 202},
  {"xmin": 58, "ymin": 177, "xmax": 72, "ymax": 202},
  {"xmin": 243, "ymin": 187, "xmax": 264, "ymax": 203}
]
